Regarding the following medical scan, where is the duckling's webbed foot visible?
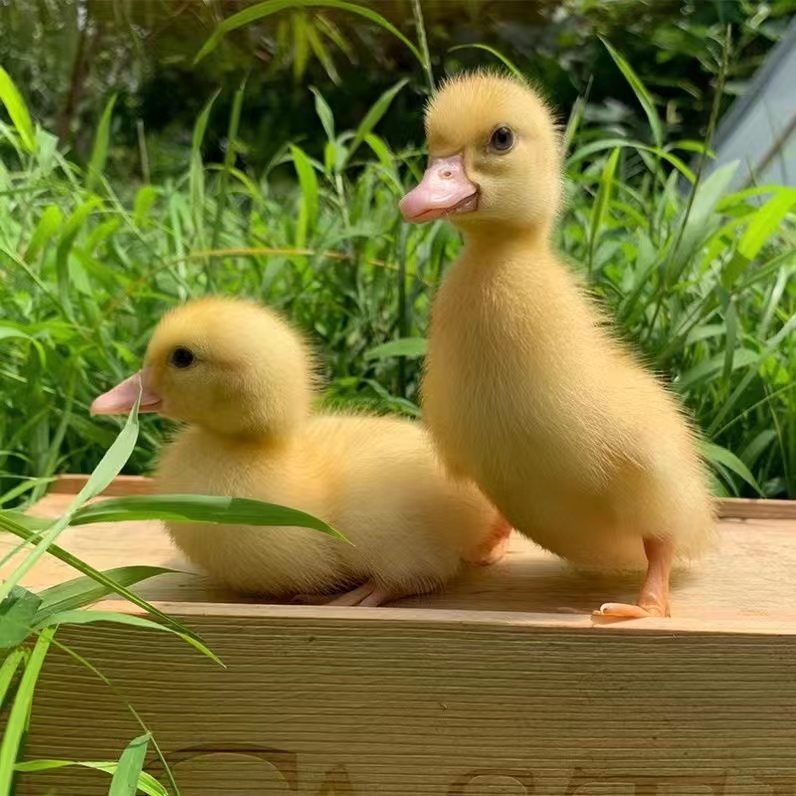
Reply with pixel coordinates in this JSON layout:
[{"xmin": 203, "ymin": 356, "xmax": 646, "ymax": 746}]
[
  {"xmin": 301, "ymin": 581, "xmax": 409, "ymax": 608},
  {"xmin": 334, "ymin": 581, "xmax": 418, "ymax": 607},
  {"xmin": 593, "ymin": 537, "xmax": 674, "ymax": 620}
]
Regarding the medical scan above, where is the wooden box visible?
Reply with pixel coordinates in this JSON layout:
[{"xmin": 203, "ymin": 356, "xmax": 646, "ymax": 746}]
[{"xmin": 5, "ymin": 476, "xmax": 796, "ymax": 795}]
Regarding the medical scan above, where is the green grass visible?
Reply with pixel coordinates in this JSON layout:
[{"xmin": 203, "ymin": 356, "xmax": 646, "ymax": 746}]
[{"xmin": 1, "ymin": 68, "xmax": 793, "ymax": 502}]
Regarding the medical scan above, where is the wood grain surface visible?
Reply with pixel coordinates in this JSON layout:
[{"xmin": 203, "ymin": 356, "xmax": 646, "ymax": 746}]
[{"xmin": 4, "ymin": 476, "xmax": 796, "ymax": 795}]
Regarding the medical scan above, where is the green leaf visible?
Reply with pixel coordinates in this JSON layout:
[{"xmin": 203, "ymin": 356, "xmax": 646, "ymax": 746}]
[
  {"xmin": 721, "ymin": 298, "xmax": 738, "ymax": 384},
  {"xmin": 310, "ymin": 86, "xmax": 335, "ymax": 143},
  {"xmin": 0, "ymin": 65, "xmax": 36, "ymax": 153},
  {"xmin": 14, "ymin": 759, "xmax": 168, "ymax": 796},
  {"xmin": 70, "ymin": 494, "xmax": 344, "ymax": 540},
  {"xmin": 55, "ymin": 198, "xmax": 101, "ymax": 318},
  {"xmin": 194, "ymin": 0, "xmax": 424, "ymax": 67},
  {"xmin": 346, "ymin": 78, "xmax": 408, "ymax": 165},
  {"xmin": 289, "ymin": 144, "xmax": 319, "ymax": 248},
  {"xmin": 737, "ymin": 188, "xmax": 796, "ymax": 261},
  {"xmin": 36, "ymin": 566, "xmax": 178, "ymax": 621},
  {"xmin": 109, "ymin": 734, "xmax": 151, "ymax": 796},
  {"xmin": 0, "ymin": 585, "xmax": 42, "ymax": 649},
  {"xmin": 0, "ymin": 626, "xmax": 55, "ymax": 796},
  {"xmin": 588, "ymin": 146, "xmax": 620, "ymax": 271},
  {"xmin": 700, "ymin": 441, "xmax": 763, "ymax": 495},
  {"xmin": 364, "ymin": 337, "xmax": 428, "ymax": 360},
  {"xmin": 599, "ymin": 38, "xmax": 663, "ymax": 148},
  {"xmin": 86, "ymin": 94, "xmax": 118, "ymax": 193},
  {"xmin": 0, "ymin": 513, "xmax": 222, "ymax": 667},
  {"xmin": 32, "ymin": 610, "xmax": 215, "ymax": 663},
  {"xmin": 25, "ymin": 205, "xmax": 63, "ymax": 261},
  {"xmin": 133, "ymin": 186, "xmax": 158, "ymax": 229},
  {"xmin": 447, "ymin": 44, "xmax": 524, "ymax": 80},
  {"xmin": 190, "ymin": 89, "xmax": 220, "ymax": 226},
  {"xmin": 68, "ymin": 386, "xmax": 142, "ymax": 511},
  {"xmin": 674, "ymin": 348, "xmax": 758, "ymax": 393},
  {"xmin": 0, "ymin": 647, "xmax": 26, "ymax": 710}
]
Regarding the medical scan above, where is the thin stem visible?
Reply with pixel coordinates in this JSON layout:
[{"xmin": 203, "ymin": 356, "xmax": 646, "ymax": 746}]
[{"xmin": 411, "ymin": 0, "xmax": 435, "ymax": 94}]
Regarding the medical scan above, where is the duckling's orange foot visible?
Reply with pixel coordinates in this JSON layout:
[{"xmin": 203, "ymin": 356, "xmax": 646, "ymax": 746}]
[
  {"xmin": 466, "ymin": 515, "xmax": 512, "ymax": 566},
  {"xmin": 593, "ymin": 601, "xmax": 669, "ymax": 619},
  {"xmin": 592, "ymin": 537, "xmax": 674, "ymax": 621}
]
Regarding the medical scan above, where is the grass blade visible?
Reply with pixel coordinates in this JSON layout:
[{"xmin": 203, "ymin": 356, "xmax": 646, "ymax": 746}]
[
  {"xmin": 447, "ymin": 44, "xmax": 524, "ymax": 80},
  {"xmin": 346, "ymin": 78, "xmax": 408, "ymax": 166},
  {"xmin": 109, "ymin": 733, "xmax": 151, "ymax": 796},
  {"xmin": 33, "ymin": 611, "xmax": 215, "ymax": 664},
  {"xmin": 289, "ymin": 144, "xmax": 319, "ymax": 248},
  {"xmin": 599, "ymin": 37, "xmax": 663, "ymax": 148},
  {"xmin": 0, "ymin": 585, "xmax": 42, "ymax": 649},
  {"xmin": 70, "ymin": 494, "xmax": 344, "ymax": 539},
  {"xmin": 364, "ymin": 338, "xmax": 428, "ymax": 360},
  {"xmin": 0, "ymin": 513, "xmax": 222, "ymax": 666},
  {"xmin": 0, "ymin": 626, "xmax": 55, "ymax": 796},
  {"xmin": 0, "ymin": 65, "xmax": 36, "ymax": 153},
  {"xmin": 36, "ymin": 566, "xmax": 179, "ymax": 620},
  {"xmin": 86, "ymin": 95, "xmax": 117, "ymax": 193},
  {"xmin": 0, "ymin": 647, "xmax": 26, "ymax": 710},
  {"xmin": 15, "ymin": 759, "xmax": 168, "ymax": 796},
  {"xmin": 700, "ymin": 441, "xmax": 763, "ymax": 495}
]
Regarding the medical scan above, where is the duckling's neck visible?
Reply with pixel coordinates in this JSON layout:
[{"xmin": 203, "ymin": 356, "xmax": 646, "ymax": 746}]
[
  {"xmin": 462, "ymin": 223, "xmax": 552, "ymax": 262},
  {"xmin": 194, "ymin": 422, "xmax": 300, "ymax": 452}
]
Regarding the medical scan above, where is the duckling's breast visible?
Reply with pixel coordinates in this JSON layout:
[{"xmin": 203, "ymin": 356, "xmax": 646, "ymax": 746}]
[{"xmin": 154, "ymin": 427, "xmax": 348, "ymax": 595}]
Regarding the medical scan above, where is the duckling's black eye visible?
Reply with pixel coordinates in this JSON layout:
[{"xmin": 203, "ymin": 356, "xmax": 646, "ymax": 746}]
[
  {"xmin": 169, "ymin": 346, "xmax": 195, "ymax": 369},
  {"xmin": 489, "ymin": 126, "xmax": 515, "ymax": 153}
]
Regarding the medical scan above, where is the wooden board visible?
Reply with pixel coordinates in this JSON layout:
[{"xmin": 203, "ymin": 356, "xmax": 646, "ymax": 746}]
[{"xmin": 4, "ymin": 476, "xmax": 796, "ymax": 795}]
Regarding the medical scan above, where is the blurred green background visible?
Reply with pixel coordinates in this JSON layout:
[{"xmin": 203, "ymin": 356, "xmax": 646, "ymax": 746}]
[{"xmin": 0, "ymin": 0, "xmax": 794, "ymax": 502}]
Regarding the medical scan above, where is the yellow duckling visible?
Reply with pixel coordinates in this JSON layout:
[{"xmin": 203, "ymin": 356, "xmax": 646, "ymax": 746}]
[
  {"xmin": 400, "ymin": 72, "xmax": 715, "ymax": 618},
  {"xmin": 91, "ymin": 297, "xmax": 507, "ymax": 605}
]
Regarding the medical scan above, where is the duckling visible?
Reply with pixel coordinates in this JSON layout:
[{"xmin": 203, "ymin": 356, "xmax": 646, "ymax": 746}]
[
  {"xmin": 90, "ymin": 297, "xmax": 507, "ymax": 605},
  {"xmin": 399, "ymin": 72, "xmax": 716, "ymax": 618}
]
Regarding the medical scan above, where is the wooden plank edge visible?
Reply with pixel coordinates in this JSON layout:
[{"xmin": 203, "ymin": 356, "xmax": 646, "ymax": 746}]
[
  {"xmin": 94, "ymin": 599, "xmax": 796, "ymax": 637},
  {"xmin": 51, "ymin": 475, "xmax": 796, "ymax": 520}
]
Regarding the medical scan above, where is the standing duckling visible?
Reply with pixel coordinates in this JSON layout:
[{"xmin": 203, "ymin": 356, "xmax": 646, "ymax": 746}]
[
  {"xmin": 400, "ymin": 72, "xmax": 715, "ymax": 618},
  {"xmin": 91, "ymin": 297, "xmax": 506, "ymax": 606}
]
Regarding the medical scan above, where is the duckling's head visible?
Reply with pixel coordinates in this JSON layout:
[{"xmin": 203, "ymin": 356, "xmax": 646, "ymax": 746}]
[
  {"xmin": 400, "ymin": 71, "xmax": 562, "ymax": 235},
  {"xmin": 91, "ymin": 298, "xmax": 316, "ymax": 438}
]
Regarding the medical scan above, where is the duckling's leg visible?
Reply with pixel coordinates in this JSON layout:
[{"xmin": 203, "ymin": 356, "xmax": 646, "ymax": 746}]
[
  {"xmin": 594, "ymin": 537, "xmax": 673, "ymax": 619},
  {"xmin": 465, "ymin": 515, "xmax": 512, "ymax": 566}
]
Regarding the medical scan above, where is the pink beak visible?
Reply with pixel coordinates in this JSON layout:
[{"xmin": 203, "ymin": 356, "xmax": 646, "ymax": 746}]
[
  {"xmin": 399, "ymin": 155, "xmax": 478, "ymax": 223},
  {"xmin": 90, "ymin": 370, "xmax": 162, "ymax": 416}
]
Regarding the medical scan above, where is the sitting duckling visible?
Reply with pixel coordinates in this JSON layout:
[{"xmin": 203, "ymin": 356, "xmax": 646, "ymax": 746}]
[
  {"xmin": 400, "ymin": 71, "xmax": 715, "ymax": 618},
  {"xmin": 91, "ymin": 297, "xmax": 507, "ymax": 606}
]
